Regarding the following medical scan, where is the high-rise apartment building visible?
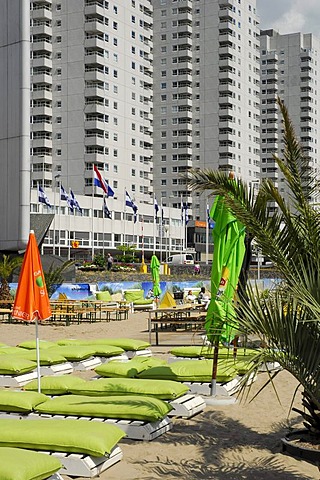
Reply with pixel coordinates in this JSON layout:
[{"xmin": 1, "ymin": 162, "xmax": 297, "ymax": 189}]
[
  {"xmin": 260, "ymin": 30, "xmax": 320, "ymax": 207},
  {"xmin": 152, "ymin": 0, "xmax": 260, "ymax": 221},
  {"xmin": 30, "ymin": 0, "xmax": 153, "ymax": 200}
]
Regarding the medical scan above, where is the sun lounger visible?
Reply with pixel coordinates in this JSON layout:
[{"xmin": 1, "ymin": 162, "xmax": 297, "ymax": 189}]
[
  {"xmin": 0, "ymin": 418, "xmax": 124, "ymax": 478},
  {"xmin": 0, "ymin": 388, "xmax": 173, "ymax": 442},
  {"xmin": 56, "ymin": 337, "xmax": 152, "ymax": 360},
  {"xmin": 31, "ymin": 394, "xmax": 173, "ymax": 441},
  {"xmin": 137, "ymin": 358, "xmax": 257, "ymax": 397},
  {"xmin": 0, "ymin": 355, "xmax": 38, "ymax": 387},
  {"xmin": 0, "ymin": 447, "xmax": 63, "ymax": 480}
]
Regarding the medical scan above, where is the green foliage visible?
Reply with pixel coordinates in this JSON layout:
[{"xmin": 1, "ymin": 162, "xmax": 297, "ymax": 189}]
[
  {"xmin": 44, "ymin": 260, "xmax": 75, "ymax": 298},
  {"xmin": 93, "ymin": 253, "xmax": 106, "ymax": 268},
  {"xmin": 116, "ymin": 244, "xmax": 137, "ymax": 263},
  {"xmin": 186, "ymin": 98, "xmax": 320, "ymax": 434},
  {"xmin": 0, "ymin": 254, "xmax": 23, "ymax": 301}
]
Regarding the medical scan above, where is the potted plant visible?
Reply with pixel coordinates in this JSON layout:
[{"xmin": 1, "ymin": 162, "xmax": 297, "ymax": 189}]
[{"xmin": 186, "ymin": 98, "xmax": 320, "ymax": 463}]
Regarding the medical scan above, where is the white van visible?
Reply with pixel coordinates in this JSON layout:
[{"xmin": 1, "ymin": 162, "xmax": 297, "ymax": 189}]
[{"xmin": 165, "ymin": 253, "xmax": 194, "ymax": 265}]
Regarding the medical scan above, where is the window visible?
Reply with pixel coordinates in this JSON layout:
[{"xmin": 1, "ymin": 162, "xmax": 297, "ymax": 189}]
[
  {"xmin": 56, "ymin": 100, "xmax": 61, "ymax": 107},
  {"xmin": 56, "ymin": 149, "xmax": 61, "ymax": 156},
  {"xmin": 56, "ymin": 20, "xmax": 61, "ymax": 27},
  {"xmin": 56, "ymin": 84, "xmax": 61, "ymax": 91},
  {"xmin": 56, "ymin": 52, "xmax": 61, "ymax": 59},
  {"xmin": 56, "ymin": 133, "xmax": 61, "ymax": 139},
  {"xmin": 56, "ymin": 117, "xmax": 61, "ymax": 124},
  {"xmin": 131, "ymin": 169, "xmax": 136, "ymax": 176},
  {"xmin": 56, "ymin": 36, "xmax": 61, "ymax": 43},
  {"xmin": 56, "ymin": 4, "xmax": 61, "ymax": 10}
]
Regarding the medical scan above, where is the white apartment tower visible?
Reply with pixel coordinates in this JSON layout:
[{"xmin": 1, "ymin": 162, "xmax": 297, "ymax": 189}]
[
  {"xmin": 152, "ymin": 0, "xmax": 260, "ymax": 220},
  {"xmin": 30, "ymin": 0, "xmax": 153, "ymax": 201},
  {"xmin": 260, "ymin": 30, "xmax": 320, "ymax": 206}
]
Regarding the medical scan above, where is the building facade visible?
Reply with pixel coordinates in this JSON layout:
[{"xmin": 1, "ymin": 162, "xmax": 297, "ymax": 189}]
[
  {"xmin": 152, "ymin": 0, "xmax": 260, "ymax": 221},
  {"xmin": 260, "ymin": 30, "xmax": 320, "ymax": 208}
]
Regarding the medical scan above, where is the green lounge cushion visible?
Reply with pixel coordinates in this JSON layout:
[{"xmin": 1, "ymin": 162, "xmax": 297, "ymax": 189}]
[
  {"xmin": 57, "ymin": 338, "xmax": 151, "ymax": 351},
  {"xmin": 69, "ymin": 377, "xmax": 189, "ymax": 400},
  {"xmin": 24, "ymin": 375, "xmax": 87, "ymax": 395},
  {"xmin": 35, "ymin": 394, "xmax": 172, "ymax": 422},
  {"xmin": 0, "ymin": 418, "xmax": 125, "ymax": 456},
  {"xmin": 0, "ymin": 447, "xmax": 62, "ymax": 480},
  {"xmin": 95, "ymin": 359, "xmax": 148, "ymax": 378},
  {"xmin": 124, "ymin": 290, "xmax": 153, "ymax": 305},
  {"xmin": 88, "ymin": 345, "xmax": 125, "ymax": 357},
  {"xmin": 0, "ymin": 390, "xmax": 48, "ymax": 412},
  {"xmin": 47, "ymin": 346, "xmax": 96, "ymax": 361},
  {"xmin": 170, "ymin": 346, "xmax": 259, "ymax": 360},
  {"xmin": 17, "ymin": 340, "xmax": 57, "ymax": 350},
  {"xmin": 138, "ymin": 359, "xmax": 238, "ymax": 383},
  {"xmin": 96, "ymin": 291, "xmax": 112, "ymax": 301},
  {"xmin": 0, "ymin": 356, "xmax": 36, "ymax": 375},
  {"xmin": 13, "ymin": 350, "xmax": 67, "ymax": 366},
  {"xmin": 0, "ymin": 347, "xmax": 30, "ymax": 356}
]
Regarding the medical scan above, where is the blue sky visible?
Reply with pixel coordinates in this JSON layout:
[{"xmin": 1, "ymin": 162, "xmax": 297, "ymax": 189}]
[{"xmin": 257, "ymin": 0, "xmax": 320, "ymax": 35}]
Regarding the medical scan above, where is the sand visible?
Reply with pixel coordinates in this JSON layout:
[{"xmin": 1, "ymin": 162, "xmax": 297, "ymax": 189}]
[{"xmin": 1, "ymin": 313, "xmax": 319, "ymax": 480}]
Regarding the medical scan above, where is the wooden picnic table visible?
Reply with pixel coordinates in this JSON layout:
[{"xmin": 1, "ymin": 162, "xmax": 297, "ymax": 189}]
[{"xmin": 148, "ymin": 306, "xmax": 206, "ymax": 345}]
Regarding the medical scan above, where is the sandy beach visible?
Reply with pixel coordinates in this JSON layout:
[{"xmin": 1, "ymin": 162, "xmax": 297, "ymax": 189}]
[{"xmin": 1, "ymin": 313, "xmax": 319, "ymax": 480}]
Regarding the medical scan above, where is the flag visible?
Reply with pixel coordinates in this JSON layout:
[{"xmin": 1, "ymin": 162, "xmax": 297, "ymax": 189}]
[
  {"xmin": 38, "ymin": 186, "xmax": 51, "ymax": 208},
  {"xmin": 93, "ymin": 165, "xmax": 108, "ymax": 194},
  {"xmin": 60, "ymin": 185, "xmax": 69, "ymax": 202},
  {"xmin": 70, "ymin": 190, "xmax": 82, "ymax": 214},
  {"xmin": 154, "ymin": 197, "xmax": 159, "ymax": 219},
  {"xmin": 106, "ymin": 182, "xmax": 115, "ymax": 198},
  {"xmin": 103, "ymin": 197, "xmax": 112, "ymax": 219},
  {"xmin": 207, "ymin": 203, "xmax": 215, "ymax": 229},
  {"xmin": 161, "ymin": 206, "xmax": 164, "ymax": 225},
  {"xmin": 125, "ymin": 191, "xmax": 138, "ymax": 223}
]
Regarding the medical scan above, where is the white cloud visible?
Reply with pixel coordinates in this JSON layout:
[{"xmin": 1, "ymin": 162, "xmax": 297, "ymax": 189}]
[{"xmin": 257, "ymin": 0, "xmax": 320, "ymax": 35}]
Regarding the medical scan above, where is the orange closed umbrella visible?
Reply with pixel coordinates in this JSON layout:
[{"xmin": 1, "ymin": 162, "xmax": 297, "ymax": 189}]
[{"xmin": 12, "ymin": 230, "xmax": 51, "ymax": 392}]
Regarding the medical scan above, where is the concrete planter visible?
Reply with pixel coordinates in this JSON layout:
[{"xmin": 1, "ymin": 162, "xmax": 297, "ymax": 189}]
[{"xmin": 281, "ymin": 429, "xmax": 320, "ymax": 465}]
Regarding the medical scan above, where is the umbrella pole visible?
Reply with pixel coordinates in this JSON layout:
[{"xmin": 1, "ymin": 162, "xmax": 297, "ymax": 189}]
[
  {"xmin": 35, "ymin": 320, "xmax": 41, "ymax": 393},
  {"xmin": 210, "ymin": 342, "xmax": 219, "ymax": 396}
]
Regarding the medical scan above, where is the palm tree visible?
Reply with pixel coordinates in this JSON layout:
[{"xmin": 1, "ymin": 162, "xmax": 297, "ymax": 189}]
[
  {"xmin": 44, "ymin": 260, "xmax": 75, "ymax": 298},
  {"xmin": 186, "ymin": 98, "xmax": 320, "ymax": 436},
  {"xmin": 0, "ymin": 254, "xmax": 23, "ymax": 301}
]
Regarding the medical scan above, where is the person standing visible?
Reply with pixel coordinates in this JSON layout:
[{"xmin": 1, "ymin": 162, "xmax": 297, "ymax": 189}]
[{"xmin": 107, "ymin": 253, "xmax": 113, "ymax": 271}]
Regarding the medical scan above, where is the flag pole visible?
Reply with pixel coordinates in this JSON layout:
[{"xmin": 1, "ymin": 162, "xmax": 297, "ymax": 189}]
[
  {"xmin": 91, "ymin": 168, "xmax": 95, "ymax": 260},
  {"xmin": 102, "ymin": 193, "xmax": 105, "ymax": 257},
  {"xmin": 124, "ymin": 189, "xmax": 126, "ymax": 248},
  {"xmin": 58, "ymin": 185, "xmax": 61, "ymax": 257},
  {"xmin": 153, "ymin": 193, "xmax": 156, "ymax": 254},
  {"xmin": 206, "ymin": 201, "xmax": 209, "ymax": 265},
  {"xmin": 68, "ymin": 193, "xmax": 71, "ymax": 261},
  {"xmin": 35, "ymin": 319, "xmax": 41, "ymax": 393},
  {"xmin": 160, "ymin": 199, "xmax": 163, "ymax": 262}
]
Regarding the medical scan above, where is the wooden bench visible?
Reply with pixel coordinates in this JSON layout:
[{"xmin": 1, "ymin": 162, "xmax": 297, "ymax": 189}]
[{"xmin": 148, "ymin": 313, "xmax": 205, "ymax": 346}]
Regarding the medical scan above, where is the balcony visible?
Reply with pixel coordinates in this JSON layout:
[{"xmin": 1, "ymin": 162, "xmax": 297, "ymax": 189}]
[
  {"xmin": 31, "ymin": 24, "xmax": 52, "ymax": 37},
  {"xmin": 84, "ymin": 69, "xmax": 105, "ymax": 83},
  {"xmin": 32, "ymin": 73, "xmax": 52, "ymax": 85},
  {"xmin": 32, "ymin": 56, "xmax": 52, "ymax": 69},
  {"xmin": 84, "ymin": 134, "xmax": 105, "ymax": 147},
  {"xmin": 31, "ymin": 137, "xmax": 52, "ymax": 149},
  {"xmin": 84, "ymin": 152, "xmax": 106, "ymax": 163},
  {"xmin": 31, "ymin": 7, "xmax": 52, "ymax": 21},
  {"xmin": 31, "ymin": 121, "xmax": 52, "ymax": 133},
  {"xmin": 84, "ymin": 19, "xmax": 107, "ymax": 34},
  {"xmin": 85, "ymin": 5, "xmax": 105, "ymax": 17},
  {"xmin": 84, "ymin": 36, "xmax": 105, "ymax": 50},
  {"xmin": 31, "ymin": 40, "xmax": 52, "ymax": 53},
  {"xmin": 32, "ymin": 105, "xmax": 52, "ymax": 117},
  {"xmin": 84, "ymin": 85, "xmax": 105, "ymax": 98},
  {"xmin": 31, "ymin": 88, "xmax": 52, "ymax": 101}
]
